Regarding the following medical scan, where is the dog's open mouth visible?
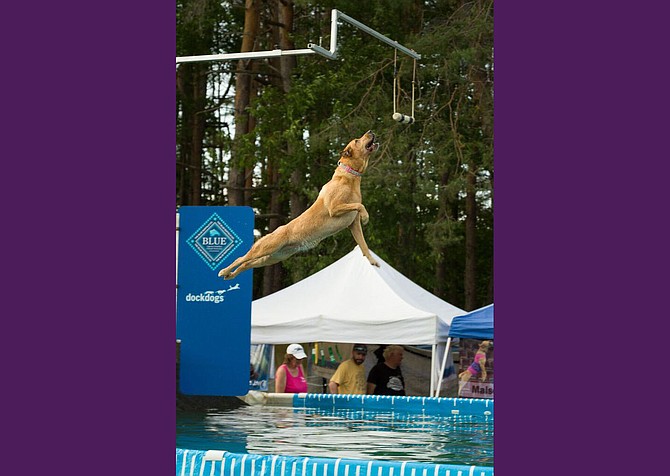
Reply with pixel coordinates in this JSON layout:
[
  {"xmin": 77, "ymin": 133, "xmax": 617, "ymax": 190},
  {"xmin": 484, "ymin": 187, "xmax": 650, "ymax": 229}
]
[{"xmin": 365, "ymin": 133, "xmax": 378, "ymax": 152}]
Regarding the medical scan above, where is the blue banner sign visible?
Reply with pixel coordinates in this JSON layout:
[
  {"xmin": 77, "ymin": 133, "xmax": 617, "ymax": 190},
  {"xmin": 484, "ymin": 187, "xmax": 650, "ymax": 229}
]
[{"xmin": 176, "ymin": 206, "xmax": 254, "ymax": 395}]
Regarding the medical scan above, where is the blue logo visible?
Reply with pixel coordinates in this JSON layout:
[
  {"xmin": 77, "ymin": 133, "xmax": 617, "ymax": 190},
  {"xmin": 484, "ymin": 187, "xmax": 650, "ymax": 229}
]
[{"xmin": 187, "ymin": 213, "xmax": 243, "ymax": 270}]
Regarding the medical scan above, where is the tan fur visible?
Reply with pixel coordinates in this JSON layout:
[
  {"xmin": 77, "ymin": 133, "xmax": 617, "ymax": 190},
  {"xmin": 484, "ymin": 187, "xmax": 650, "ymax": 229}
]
[{"xmin": 218, "ymin": 131, "xmax": 380, "ymax": 280}]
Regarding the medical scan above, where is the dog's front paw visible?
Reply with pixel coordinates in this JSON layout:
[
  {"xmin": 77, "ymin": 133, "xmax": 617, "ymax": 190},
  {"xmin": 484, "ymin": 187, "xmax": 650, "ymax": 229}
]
[{"xmin": 367, "ymin": 256, "xmax": 379, "ymax": 267}]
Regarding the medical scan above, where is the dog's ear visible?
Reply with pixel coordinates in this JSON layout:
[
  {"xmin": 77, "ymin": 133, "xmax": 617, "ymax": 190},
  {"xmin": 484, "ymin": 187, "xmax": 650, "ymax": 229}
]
[{"xmin": 341, "ymin": 146, "xmax": 352, "ymax": 157}]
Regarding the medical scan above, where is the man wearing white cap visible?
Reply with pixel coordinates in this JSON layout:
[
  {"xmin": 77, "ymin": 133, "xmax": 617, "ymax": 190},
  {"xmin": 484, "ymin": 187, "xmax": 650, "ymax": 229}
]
[
  {"xmin": 275, "ymin": 343, "xmax": 308, "ymax": 393},
  {"xmin": 328, "ymin": 344, "xmax": 368, "ymax": 394}
]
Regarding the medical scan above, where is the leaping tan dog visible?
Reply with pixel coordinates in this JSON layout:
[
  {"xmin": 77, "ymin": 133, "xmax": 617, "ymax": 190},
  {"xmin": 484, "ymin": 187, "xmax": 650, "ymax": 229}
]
[{"xmin": 218, "ymin": 130, "xmax": 381, "ymax": 280}]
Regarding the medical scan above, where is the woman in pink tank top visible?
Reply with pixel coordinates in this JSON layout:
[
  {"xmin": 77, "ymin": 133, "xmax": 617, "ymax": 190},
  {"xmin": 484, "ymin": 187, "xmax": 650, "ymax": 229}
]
[{"xmin": 275, "ymin": 343, "xmax": 308, "ymax": 393}]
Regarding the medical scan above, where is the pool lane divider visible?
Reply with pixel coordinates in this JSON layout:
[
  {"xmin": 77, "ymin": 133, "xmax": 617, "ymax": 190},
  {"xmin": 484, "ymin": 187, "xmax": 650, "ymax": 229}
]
[
  {"xmin": 290, "ymin": 393, "xmax": 493, "ymax": 418},
  {"xmin": 175, "ymin": 449, "xmax": 494, "ymax": 476},
  {"xmin": 242, "ymin": 393, "xmax": 493, "ymax": 419}
]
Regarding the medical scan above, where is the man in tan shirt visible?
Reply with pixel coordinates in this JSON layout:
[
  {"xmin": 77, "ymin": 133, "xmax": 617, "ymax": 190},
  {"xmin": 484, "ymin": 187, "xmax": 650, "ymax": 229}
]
[{"xmin": 328, "ymin": 344, "xmax": 368, "ymax": 394}]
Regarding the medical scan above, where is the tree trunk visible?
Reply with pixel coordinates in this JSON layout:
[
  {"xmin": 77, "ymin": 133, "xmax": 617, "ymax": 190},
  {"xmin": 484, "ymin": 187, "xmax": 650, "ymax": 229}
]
[
  {"xmin": 244, "ymin": 60, "xmax": 260, "ymax": 206},
  {"xmin": 433, "ymin": 171, "xmax": 450, "ymax": 298},
  {"xmin": 229, "ymin": 0, "xmax": 260, "ymax": 206},
  {"xmin": 261, "ymin": 0, "xmax": 297, "ymax": 295},
  {"xmin": 282, "ymin": 1, "xmax": 307, "ymax": 220},
  {"xmin": 464, "ymin": 163, "xmax": 477, "ymax": 310},
  {"xmin": 400, "ymin": 150, "xmax": 417, "ymax": 280},
  {"xmin": 278, "ymin": 0, "xmax": 297, "ymax": 94},
  {"xmin": 190, "ymin": 66, "xmax": 207, "ymax": 205},
  {"xmin": 176, "ymin": 62, "xmax": 207, "ymax": 206}
]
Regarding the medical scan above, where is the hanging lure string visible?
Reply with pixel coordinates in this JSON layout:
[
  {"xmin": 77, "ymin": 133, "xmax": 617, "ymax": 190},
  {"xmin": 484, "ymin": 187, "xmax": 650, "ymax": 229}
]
[
  {"xmin": 411, "ymin": 55, "xmax": 416, "ymax": 119},
  {"xmin": 393, "ymin": 49, "xmax": 397, "ymax": 116},
  {"xmin": 392, "ymin": 48, "xmax": 416, "ymax": 124}
]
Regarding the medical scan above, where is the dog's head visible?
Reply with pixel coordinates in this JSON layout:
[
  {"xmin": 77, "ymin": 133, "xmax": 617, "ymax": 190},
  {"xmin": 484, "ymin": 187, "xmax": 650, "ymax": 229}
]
[{"xmin": 339, "ymin": 131, "xmax": 379, "ymax": 174}]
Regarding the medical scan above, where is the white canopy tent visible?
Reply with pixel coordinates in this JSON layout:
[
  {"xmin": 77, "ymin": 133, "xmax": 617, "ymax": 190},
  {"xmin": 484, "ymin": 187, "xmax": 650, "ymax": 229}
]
[{"xmin": 251, "ymin": 246, "xmax": 465, "ymax": 395}]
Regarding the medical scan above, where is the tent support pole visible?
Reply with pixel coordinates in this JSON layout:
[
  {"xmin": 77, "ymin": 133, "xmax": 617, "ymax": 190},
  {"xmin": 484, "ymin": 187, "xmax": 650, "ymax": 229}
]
[
  {"xmin": 430, "ymin": 344, "xmax": 437, "ymax": 396},
  {"xmin": 435, "ymin": 337, "xmax": 452, "ymax": 397}
]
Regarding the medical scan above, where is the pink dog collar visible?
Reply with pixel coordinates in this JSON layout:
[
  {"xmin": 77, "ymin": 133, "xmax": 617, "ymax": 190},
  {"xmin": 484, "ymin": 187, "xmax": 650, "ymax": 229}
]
[{"xmin": 337, "ymin": 161, "xmax": 363, "ymax": 176}]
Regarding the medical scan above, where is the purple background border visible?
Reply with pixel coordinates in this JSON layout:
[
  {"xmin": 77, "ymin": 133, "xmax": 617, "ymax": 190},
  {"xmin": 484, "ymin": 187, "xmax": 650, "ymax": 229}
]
[
  {"xmin": 3, "ymin": 2, "xmax": 175, "ymax": 474},
  {"xmin": 4, "ymin": 1, "xmax": 666, "ymax": 475},
  {"xmin": 495, "ymin": 2, "xmax": 666, "ymax": 474}
]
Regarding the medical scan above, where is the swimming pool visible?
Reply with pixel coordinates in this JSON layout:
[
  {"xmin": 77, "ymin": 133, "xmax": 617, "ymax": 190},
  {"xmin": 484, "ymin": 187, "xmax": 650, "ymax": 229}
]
[{"xmin": 177, "ymin": 394, "xmax": 493, "ymax": 475}]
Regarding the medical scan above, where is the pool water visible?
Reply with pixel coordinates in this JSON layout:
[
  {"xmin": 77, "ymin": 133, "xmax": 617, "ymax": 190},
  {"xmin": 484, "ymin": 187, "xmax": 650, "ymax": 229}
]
[{"xmin": 177, "ymin": 404, "xmax": 493, "ymax": 466}]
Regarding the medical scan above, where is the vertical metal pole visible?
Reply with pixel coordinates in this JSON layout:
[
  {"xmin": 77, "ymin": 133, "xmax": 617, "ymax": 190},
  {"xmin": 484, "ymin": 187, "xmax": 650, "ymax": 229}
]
[
  {"xmin": 330, "ymin": 9, "xmax": 339, "ymax": 57},
  {"xmin": 435, "ymin": 337, "xmax": 452, "ymax": 397},
  {"xmin": 430, "ymin": 343, "xmax": 437, "ymax": 396}
]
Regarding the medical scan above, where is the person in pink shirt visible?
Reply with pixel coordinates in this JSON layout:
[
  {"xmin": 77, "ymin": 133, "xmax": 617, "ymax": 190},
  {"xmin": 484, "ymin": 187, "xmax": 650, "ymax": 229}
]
[{"xmin": 274, "ymin": 343, "xmax": 308, "ymax": 393}]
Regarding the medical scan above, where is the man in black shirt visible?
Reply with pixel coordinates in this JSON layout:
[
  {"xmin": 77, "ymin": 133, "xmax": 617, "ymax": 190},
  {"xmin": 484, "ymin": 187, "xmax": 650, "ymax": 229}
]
[{"xmin": 366, "ymin": 345, "xmax": 406, "ymax": 395}]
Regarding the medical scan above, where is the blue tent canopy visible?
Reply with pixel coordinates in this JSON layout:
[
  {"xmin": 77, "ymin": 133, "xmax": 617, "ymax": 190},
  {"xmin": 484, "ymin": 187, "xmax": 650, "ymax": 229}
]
[{"xmin": 448, "ymin": 304, "xmax": 494, "ymax": 339}]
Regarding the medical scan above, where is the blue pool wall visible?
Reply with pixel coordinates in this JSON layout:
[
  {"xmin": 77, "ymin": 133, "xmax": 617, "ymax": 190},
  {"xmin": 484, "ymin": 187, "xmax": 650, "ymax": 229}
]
[
  {"xmin": 176, "ymin": 449, "xmax": 494, "ymax": 476},
  {"xmin": 176, "ymin": 394, "xmax": 494, "ymax": 476},
  {"xmin": 292, "ymin": 394, "xmax": 494, "ymax": 418}
]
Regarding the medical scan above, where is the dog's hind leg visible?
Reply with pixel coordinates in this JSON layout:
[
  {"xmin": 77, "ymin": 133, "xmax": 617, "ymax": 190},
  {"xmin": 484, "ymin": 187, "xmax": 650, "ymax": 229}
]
[
  {"xmin": 219, "ymin": 254, "xmax": 249, "ymax": 279},
  {"xmin": 348, "ymin": 216, "xmax": 379, "ymax": 267},
  {"xmin": 218, "ymin": 226, "xmax": 291, "ymax": 279},
  {"xmin": 222, "ymin": 254, "xmax": 284, "ymax": 280}
]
